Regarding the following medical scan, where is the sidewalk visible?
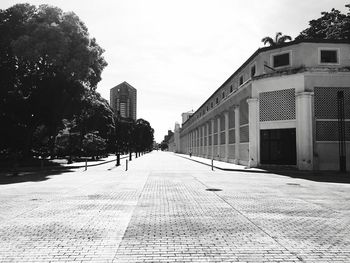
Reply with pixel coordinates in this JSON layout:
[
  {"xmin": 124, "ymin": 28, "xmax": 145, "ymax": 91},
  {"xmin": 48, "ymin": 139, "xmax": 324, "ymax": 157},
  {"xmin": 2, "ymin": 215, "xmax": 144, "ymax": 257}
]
[
  {"xmin": 62, "ymin": 154, "xmax": 130, "ymax": 169},
  {"xmin": 175, "ymin": 153, "xmax": 266, "ymax": 173}
]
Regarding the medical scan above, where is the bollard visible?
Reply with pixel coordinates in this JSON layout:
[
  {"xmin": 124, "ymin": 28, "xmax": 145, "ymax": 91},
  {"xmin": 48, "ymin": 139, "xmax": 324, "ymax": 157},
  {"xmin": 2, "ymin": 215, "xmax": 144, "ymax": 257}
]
[
  {"xmin": 116, "ymin": 153, "xmax": 120, "ymax": 166},
  {"xmin": 125, "ymin": 159, "xmax": 128, "ymax": 171},
  {"xmin": 85, "ymin": 158, "xmax": 87, "ymax": 171},
  {"xmin": 211, "ymin": 159, "xmax": 214, "ymax": 171},
  {"xmin": 129, "ymin": 152, "xmax": 132, "ymax": 161}
]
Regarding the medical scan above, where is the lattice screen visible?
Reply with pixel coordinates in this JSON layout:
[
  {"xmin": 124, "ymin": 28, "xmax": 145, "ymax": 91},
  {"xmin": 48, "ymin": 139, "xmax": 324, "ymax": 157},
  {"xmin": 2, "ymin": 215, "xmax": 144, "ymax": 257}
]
[
  {"xmin": 259, "ymin": 89, "xmax": 295, "ymax": 121},
  {"xmin": 229, "ymin": 129, "xmax": 235, "ymax": 144},
  {"xmin": 240, "ymin": 98, "xmax": 249, "ymax": 125},
  {"xmin": 240, "ymin": 125, "xmax": 249, "ymax": 143},
  {"xmin": 315, "ymin": 87, "xmax": 350, "ymax": 142},
  {"xmin": 314, "ymin": 87, "xmax": 350, "ymax": 119},
  {"xmin": 229, "ymin": 108, "xmax": 235, "ymax": 128},
  {"xmin": 220, "ymin": 132, "xmax": 225, "ymax": 145},
  {"xmin": 316, "ymin": 121, "xmax": 350, "ymax": 141}
]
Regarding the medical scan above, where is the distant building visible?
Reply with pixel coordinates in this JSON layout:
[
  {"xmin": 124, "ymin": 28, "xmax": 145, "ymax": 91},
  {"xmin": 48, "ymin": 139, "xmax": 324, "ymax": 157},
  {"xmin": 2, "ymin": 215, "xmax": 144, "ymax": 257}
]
[
  {"xmin": 168, "ymin": 123, "xmax": 181, "ymax": 153},
  {"xmin": 110, "ymin": 82, "xmax": 137, "ymax": 120},
  {"xmin": 181, "ymin": 110, "xmax": 194, "ymax": 124}
]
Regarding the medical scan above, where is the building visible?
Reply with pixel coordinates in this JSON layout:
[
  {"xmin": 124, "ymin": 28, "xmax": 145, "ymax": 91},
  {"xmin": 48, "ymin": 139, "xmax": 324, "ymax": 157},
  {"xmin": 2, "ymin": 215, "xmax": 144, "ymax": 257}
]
[
  {"xmin": 168, "ymin": 123, "xmax": 181, "ymax": 153},
  {"xmin": 110, "ymin": 82, "xmax": 137, "ymax": 120},
  {"xmin": 175, "ymin": 39, "xmax": 350, "ymax": 171},
  {"xmin": 181, "ymin": 110, "xmax": 194, "ymax": 124}
]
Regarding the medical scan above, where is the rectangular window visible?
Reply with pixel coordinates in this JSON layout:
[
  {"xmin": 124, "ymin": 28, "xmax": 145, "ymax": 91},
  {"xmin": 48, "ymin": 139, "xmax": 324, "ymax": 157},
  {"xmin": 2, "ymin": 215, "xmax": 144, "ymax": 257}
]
[
  {"xmin": 272, "ymin": 52, "xmax": 290, "ymax": 68},
  {"xmin": 216, "ymin": 97, "xmax": 219, "ymax": 104},
  {"xmin": 239, "ymin": 76, "xmax": 244, "ymax": 86},
  {"xmin": 211, "ymin": 102, "xmax": 213, "ymax": 108},
  {"xmin": 250, "ymin": 65, "xmax": 256, "ymax": 77},
  {"xmin": 222, "ymin": 91, "xmax": 225, "ymax": 99},
  {"xmin": 320, "ymin": 49, "xmax": 338, "ymax": 64},
  {"xmin": 230, "ymin": 85, "xmax": 233, "ymax": 93}
]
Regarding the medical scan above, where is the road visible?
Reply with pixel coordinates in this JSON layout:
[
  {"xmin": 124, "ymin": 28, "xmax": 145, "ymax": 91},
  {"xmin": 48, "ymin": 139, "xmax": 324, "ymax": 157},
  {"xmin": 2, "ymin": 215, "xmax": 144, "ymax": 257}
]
[{"xmin": 0, "ymin": 151, "xmax": 350, "ymax": 262}]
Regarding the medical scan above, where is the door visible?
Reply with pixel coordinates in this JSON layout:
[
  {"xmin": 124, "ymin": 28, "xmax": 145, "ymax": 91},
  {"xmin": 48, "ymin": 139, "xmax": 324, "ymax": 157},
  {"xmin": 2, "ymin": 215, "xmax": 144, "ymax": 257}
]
[{"xmin": 260, "ymin": 128, "xmax": 296, "ymax": 165}]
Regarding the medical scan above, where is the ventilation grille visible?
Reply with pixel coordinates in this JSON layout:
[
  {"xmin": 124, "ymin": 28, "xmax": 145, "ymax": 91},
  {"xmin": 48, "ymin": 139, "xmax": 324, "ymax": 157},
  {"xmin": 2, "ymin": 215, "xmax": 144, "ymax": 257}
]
[
  {"xmin": 316, "ymin": 121, "xmax": 350, "ymax": 141},
  {"xmin": 240, "ymin": 125, "xmax": 249, "ymax": 143},
  {"xmin": 315, "ymin": 87, "xmax": 350, "ymax": 142},
  {"xmin": 259, "ymin": 89, "xmax": 295, "ymax": 121},
  {"xmin": 240, "ymin": 98, "xmax": 249, "ymax": 125},
  {"xmin": 315, "ymin": 87, "xmax": 350, "ymax": 119}
]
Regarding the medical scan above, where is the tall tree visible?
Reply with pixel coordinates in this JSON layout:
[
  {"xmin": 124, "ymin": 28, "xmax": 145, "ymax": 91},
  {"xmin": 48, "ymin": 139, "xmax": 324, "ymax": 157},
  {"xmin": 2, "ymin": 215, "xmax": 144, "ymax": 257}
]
[
  {"xmin": 296, "ymin": 4, "xmax": 350, "ymax": 41},
  {"xmin": 0, "ymin": 4, "xmax": 107, "ymax": 159},
  {"xmin": 262, "ymin": 32, "xmax": 292, "ymax": 46}
]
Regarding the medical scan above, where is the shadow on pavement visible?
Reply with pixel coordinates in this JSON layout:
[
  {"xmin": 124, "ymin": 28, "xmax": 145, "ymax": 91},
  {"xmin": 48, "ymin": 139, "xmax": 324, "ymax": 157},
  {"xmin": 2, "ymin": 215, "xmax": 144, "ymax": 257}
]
[
  {"xmin": 0, "ymin": 166, "xmax": 75, "ymax": 185},
  {"xmin": 178, "ymin": 154, "xmax": 350, "ymax": 184},
  {"xmin": 270, "ymin": 169, "xmax": 350, "ymax": 184}
]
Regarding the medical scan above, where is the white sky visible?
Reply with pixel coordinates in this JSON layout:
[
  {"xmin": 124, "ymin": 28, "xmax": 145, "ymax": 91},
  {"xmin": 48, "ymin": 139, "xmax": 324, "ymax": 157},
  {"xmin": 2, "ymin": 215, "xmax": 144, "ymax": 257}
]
[{"xmin": 1, "ymin": 0, "xmax": 348, "ymax": 142}]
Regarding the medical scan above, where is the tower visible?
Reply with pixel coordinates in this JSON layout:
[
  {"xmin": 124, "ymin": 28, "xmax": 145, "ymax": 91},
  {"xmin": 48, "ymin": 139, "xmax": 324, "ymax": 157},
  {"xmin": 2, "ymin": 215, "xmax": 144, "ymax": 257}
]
[{"xmin": 110, "ymin": 82, "xmax": 137, "ymax": 120}]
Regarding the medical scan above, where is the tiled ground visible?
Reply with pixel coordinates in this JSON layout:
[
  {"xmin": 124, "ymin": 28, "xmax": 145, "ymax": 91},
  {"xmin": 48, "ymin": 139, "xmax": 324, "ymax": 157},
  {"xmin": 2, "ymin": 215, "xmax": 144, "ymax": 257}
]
[{"xmin": 0, "ymin": 152, "xmax": 350, "ymax": 262}]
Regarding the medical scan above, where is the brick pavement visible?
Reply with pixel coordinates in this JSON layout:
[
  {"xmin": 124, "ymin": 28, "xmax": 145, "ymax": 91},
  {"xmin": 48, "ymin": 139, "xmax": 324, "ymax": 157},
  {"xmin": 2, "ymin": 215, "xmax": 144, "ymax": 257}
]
[{"xmin": 0, "ymin": 151, "xmax": 350, "ymax": 262}]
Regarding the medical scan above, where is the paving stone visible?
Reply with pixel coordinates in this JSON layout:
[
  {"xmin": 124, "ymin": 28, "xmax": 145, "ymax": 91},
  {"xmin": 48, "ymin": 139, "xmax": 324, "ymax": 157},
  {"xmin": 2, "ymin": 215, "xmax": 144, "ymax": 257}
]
[{"xmin": 0, "ymin": 152, "xmax": 350, "ymax": 262}]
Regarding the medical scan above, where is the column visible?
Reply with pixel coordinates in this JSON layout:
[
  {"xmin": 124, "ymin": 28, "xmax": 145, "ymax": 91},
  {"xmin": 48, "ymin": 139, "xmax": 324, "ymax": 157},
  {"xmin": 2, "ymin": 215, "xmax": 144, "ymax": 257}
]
[
  {"xmin": 234, "ymin": 106, "xmax": 240, "ymax": 164},
  {"xmin": 206, "ymin": 123, "xmax": 210, "ymax": 158},
  {"xmin": 201, "ymin": 125, "xmax": 205, "ymax": 157},
  {"xmin": 296, "ymin": 92, "xmax": 314, "ymax": 170},
  {"xmin": 247, "ymin": 98, "xmax": 259, "ymax": 168},
  {"xmin": 190, "ymin": 131, "xmax": 193, "ymax": 154},
  {"xmin": 224, "ymin": 111, "xmax": 229, "ymax": 162},
  {"xmin": 217, "ymin": 116, "xmax": 221, "ymax": 160},
  {"xmin": 211, "ymin": 119, "xmax": 215, "ymax": 159}
]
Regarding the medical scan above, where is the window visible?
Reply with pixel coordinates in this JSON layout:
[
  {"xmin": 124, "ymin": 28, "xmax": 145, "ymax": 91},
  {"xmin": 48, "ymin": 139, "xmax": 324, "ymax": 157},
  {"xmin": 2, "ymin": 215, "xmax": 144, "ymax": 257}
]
[
  {"xmin": 211, "ymin": 102, "xmax": 213, "ymax": 108},
  {"xmin": 216, "ymin": 97, "xmax": 219, "ymax": 104},
  {"xmin": 230, "ymin": 85, "xmax": 233, "ymax": 93},
  {"xmin": 272, "ymin": 52, "xmax": 290, "ymax": 68},
  {"xmin": 206, "ymin": 106, "xmax": 209, "ymax": 111},
  {"xmin": 250, "ymin": 65, "xmax": 256, "ymax": 78},
  {"xmin": 222, "ymin": 91, "xmax": 225, "ymax": 99},
  {"xmin": 239, "ymin": 75, "xmax": 244, "ymax": 86},
  {"xmin": 320, "ymin": 49, "xmax": 339, "ymax": 64}
]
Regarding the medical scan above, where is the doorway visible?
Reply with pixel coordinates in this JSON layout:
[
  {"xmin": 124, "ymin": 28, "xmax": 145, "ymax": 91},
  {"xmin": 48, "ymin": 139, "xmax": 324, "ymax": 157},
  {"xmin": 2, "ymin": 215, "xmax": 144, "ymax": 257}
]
[{"xmin": 260, "ymin": 128, "xmax": 296, "ymax": 165}]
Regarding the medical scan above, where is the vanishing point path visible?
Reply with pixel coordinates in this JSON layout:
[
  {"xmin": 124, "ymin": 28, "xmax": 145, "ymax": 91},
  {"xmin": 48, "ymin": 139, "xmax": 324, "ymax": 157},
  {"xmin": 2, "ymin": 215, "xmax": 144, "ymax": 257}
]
[{"xmin": 0, "ymin": 151, "xmax": 350, "ymax": 262}]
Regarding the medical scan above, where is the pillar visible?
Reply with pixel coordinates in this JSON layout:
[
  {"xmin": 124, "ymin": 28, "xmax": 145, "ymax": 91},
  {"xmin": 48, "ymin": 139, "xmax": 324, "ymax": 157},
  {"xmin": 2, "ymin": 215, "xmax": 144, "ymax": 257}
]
[
  {"xmin": 234, "ymin": 106, "xmax": 240, "ymax": 164},
  {"xmin": 296, "ymin": 92, "xmax": 314, "ymax": 170},
  {"xmin": 224, "ymin": 111, "xmax": 229, "ymax": 162},
  {"xmin": 206, "ymin": 122, "xmax": 210, "ymax": 158},
  {"xmin": 217, "ymin": 116, "xmax": 221, "ymax": 160},
  {"xmin": 247, "ymin": 98, "xmax": 259, "ymax": 168},
  {"xmin": 211, "ymin": 119, "xmax": 215, "ymax": 159},
  {"xmin": 202, "ymin": 125, "xmax": 205, "ymax": 157}
]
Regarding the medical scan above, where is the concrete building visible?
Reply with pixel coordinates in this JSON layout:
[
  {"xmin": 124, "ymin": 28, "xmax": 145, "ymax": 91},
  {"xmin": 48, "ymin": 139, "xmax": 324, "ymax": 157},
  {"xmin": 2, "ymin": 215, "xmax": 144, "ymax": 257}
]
[
  {"xmin": 181, "ymin": 110, "xmax": 194, "ymax": 124},
  {"xmin": 168, "ymin": 123, "xmax": 181, "ymax": 153},
  {"xmin": 110, "ymin": 82, "xmax": 137, "ymax": 120},
  {"xmin": 175, "ymin": 39, "xmax": 350, "ymax": 171}
]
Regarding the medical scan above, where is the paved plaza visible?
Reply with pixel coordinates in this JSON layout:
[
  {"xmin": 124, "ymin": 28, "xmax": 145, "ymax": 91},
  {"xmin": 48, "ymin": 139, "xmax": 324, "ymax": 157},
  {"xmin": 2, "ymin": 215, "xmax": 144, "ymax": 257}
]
[{"xmin": 0, "ymin": 152, "xmax": 350, "ymax": 263}]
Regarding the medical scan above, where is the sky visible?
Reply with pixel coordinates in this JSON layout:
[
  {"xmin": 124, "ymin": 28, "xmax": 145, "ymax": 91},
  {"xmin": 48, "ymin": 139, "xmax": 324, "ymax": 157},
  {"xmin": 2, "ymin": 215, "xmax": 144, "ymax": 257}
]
[{"xmin": 1, "ymin": 0, "xmax": 348, "ymax": 142}]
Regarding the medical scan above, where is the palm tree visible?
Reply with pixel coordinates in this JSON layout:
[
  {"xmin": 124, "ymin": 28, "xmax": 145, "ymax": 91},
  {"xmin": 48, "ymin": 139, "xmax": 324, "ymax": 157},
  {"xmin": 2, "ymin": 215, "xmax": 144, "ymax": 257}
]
[{"xmin": 261, "ymin": 32, "xmax": 292, "ymax": 46}]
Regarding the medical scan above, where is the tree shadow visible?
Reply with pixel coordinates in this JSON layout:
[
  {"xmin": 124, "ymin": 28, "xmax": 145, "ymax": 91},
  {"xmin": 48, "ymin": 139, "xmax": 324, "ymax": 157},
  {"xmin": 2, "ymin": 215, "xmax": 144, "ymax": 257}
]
[{"xmin": 0, "ymin": 166, "xmax": 75, "ymax": 185}]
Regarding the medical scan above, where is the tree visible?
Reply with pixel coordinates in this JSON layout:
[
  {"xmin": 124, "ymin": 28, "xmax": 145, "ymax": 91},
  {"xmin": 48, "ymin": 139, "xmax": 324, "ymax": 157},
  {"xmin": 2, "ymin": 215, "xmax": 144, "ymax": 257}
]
[
  {"xmin": 133, "ymin": 119, "xmax": 154, "ymax": 153},
  {"xmin": 296, "ymin": 4, "xmax": 350, "ymax": 41},
  {"xmin": 82, "ymin": 132, "xmax": 107, "ymax": 159},
  {"xmin": 262, "ymin": 32, "xmax": 292, "ymax": 46},
  {"xmin": 0, "ymin": 4, "xmax": 107, "ymax": 160}
]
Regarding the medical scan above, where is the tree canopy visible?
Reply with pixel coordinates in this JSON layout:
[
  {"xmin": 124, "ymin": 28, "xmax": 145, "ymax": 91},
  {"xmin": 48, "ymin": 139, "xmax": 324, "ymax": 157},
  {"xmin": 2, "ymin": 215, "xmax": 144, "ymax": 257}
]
[
  {"xmin": 0, "ymin": 3, "xmax": 107, "ymax": 159},
  {"xmin": 296, "ymin": 4, "xmax": 350, "ymax": 41}
]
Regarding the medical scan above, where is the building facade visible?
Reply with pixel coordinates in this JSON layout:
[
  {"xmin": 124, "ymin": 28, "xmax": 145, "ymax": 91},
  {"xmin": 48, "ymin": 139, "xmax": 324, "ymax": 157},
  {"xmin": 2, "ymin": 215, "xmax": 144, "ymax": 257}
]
[
  {"xmin": 110, "ymin": 82, "xmax": 137, "ymax": 120},
  {"xmin": 176, "ymin": 40, "xmax": 350, "ymax": 171}
]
